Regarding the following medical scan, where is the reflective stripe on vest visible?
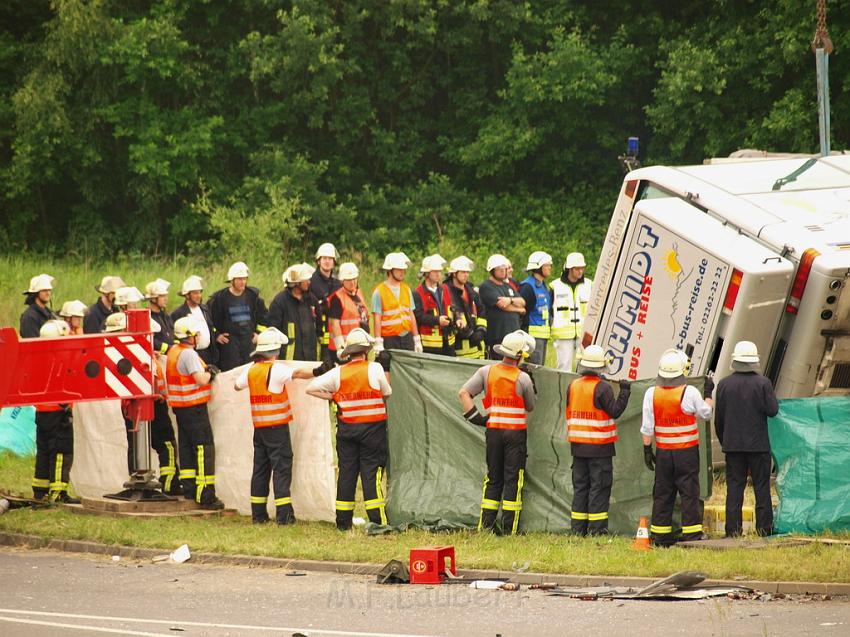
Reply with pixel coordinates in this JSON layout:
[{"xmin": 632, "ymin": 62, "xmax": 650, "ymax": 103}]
[
  {"xmin": 415, "ymin": 283, "xmax": 455, "ymax": 348},
  {"xmin": 154, "ymin": 357, "xmax": 167, "ymax": 397},
  {"xmin": 375, "ymin": 281, "xmax": 412, "ymax": 336},
  {"xmin": 565, "ymin": 376, "xmax": 617, "ymax": 444},
  {"xmin": 653, "ymin": 386, "xmax": 699, "ymax": 449},
  {"xmin": 521, "ymin": 275, "xmax": 551, "ymax": 339},
  {"xmin": 332, "ymin": 360, "xmax": 387, "ymax": 424},
  {"xmin": 550, "ymin": 278, "xmax": 592, "ymax": 340},
  {"xmin": 483, "ymin": 363, "xmax": 527, "ymax": 430},
  {"xmin": 329, "ymin": 287, "xmax": 367, "ymax": 351},
  {"xmin": 248, "ymin": 361, "xmax": 292, "ymax": 428},
  {"xmin": 166, "ymin": 344, "xmax": 212, "ymax": 408}
]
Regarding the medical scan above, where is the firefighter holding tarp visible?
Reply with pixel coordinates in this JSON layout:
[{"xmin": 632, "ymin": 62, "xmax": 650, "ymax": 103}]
[
  {"xmin": 458, "ymin": 330, "xmax": 537, "ymax": 534},
  {"xmin": 307, "ymin": 328, "xmax": 392, "ymax": 530},
  {"xmin": 564, "ymin": 345, "xmax": 631, "ymax": 535},
  {"xmin": 641, "ymin": 349, "xmax": 713, "ymax": 545},
  {"xmin": 234, "ymin": 328, "xmax": 320, "ymax": 525}
]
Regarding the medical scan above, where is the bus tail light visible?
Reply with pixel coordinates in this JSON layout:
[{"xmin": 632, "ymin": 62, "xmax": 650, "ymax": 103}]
[{"xmin": 786, "ymin": 248, "xmax": 820, "ymax": 314}]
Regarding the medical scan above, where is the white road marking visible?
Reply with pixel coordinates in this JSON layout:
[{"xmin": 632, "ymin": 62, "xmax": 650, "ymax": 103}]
[
  {"xmin": 0, "ymin": 616, "xmax": 168, "ymax": 636},
  {"xmin": 0, "ymin": 608, "xmax": 443, "ymax": 637}
]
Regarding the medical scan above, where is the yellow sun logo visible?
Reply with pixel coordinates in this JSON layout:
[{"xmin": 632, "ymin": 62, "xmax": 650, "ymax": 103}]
[{"xmin": 664, "ymin": 249, "xmax": 682, "ymax": 278}]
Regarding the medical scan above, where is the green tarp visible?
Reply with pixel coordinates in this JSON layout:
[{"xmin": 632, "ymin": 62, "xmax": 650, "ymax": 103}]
[
  {"xmin": 386, "ymin": 351, "xmax": 712, "ymax": 535},
  {"xmin": 771, "ymin": 397, "xmax": 850, "ymax": 534}
]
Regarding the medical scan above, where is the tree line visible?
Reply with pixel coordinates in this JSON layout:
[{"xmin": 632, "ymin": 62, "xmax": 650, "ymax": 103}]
[{"xmin": 1, "ymin": 1, "xmax": 846, "ymax": 264}]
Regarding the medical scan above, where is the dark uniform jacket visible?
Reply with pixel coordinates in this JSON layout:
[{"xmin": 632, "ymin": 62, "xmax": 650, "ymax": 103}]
[
  {"xmin": 84, "ymin": 297, "xmax": 114, "ymax": 334},
  {"xmin": 150, "ymin": 308, "xmax": 175, "ymax": 355},
  {"xmin": 565, "ymin": 373, "xmax": 631, "ymax": 458},
  {"xmin": 715, "ymin": 371, "xmax": 779, "ymax": 453},
  {"xmin": 266, "ymin": 288, "xmax": 319, "ymax": 361},
  {"xmin": 170, "ymin": 301, "xmax": 218, "ymax": 366},
  {"xmin": 20, "ymin": 302, "xmax": 55, "ymax": 338}
]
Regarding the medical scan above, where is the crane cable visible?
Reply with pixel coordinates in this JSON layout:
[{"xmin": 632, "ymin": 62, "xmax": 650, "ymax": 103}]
[{"xmin": 812, "ymin": 0, "xmax": 833, "ymax": 53}]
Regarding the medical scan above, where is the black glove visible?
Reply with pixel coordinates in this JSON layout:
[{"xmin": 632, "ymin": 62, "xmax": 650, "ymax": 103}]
[
  {"xmin": 376, "ymin": 349, "xmax": 391, "ymax": 372},
  {"xmin": 643, "ymin": 444, "xmax": 656, "ymax": 472},
  {"xmin": 463, "ymin": 407, "xmax": 488, "ymax": 427},
  {"xmin": 521, "ymin": 367, "xmax": 538, "ymax": 395},
  {"xmin": 207, "ymin": 364, "xmax": 221, "ymax": 381},
  {"xmin": 312, "ymin": 360, "xmax": 332, "ymax": 376},
  {"xmin": 469, "ymin": 327, "xmax": 486, "ymax": 348},
  {"xmin": 703, "ymin": 376, "xmax": 715, "ymax": 398},
  {"xmin": 618, "ymin": 378, "xmax": 631, "ymax": 391}
]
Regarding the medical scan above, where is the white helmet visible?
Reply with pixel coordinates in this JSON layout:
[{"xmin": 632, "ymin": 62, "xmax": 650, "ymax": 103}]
[
  {"xmin": 315, "ymin": 242, "xmax": 340, "ymax": 261},
  {"xmin": 144, "ymin": 278, "xmax": 171, "ymax": 300},
  {"xmin": 95, "ymin": 275, "xmax": 126, "ymax": 294},
  {"xmin": 486, "ymin": 254, "xmax": 511, "ymax": 272},
  {"xmin": 103, "ymin": 312, "xmax": 162, "ymax": 334},
  {"xmin": 226, "ymin": 261, "xmax": 250, "ymax": 281},
  {"xmin": 731, "ymin": 340, "xmax": 759, "ymax": 364},
  {"xmin": 579, "ymin": 344, "xmax": 609, "ymax": 369},
  {"xmin": 340, "ymin": 327, "xmax": 374, "ymax": 360},
  {"xmin": 494, "ymin": 330, "xmax": 533, "ymax": 359},
  {"xmin": 25, "ymin": 274, "xmax": 55, "ymax": 294},
  {"xmin": 420, "ymin": 254, "xmax": 447, "ymax": 275},
  {"xmin": 174, "ymin": 316, "xmax": 202, "ymax": 340},
  {"xmin": 250, "ymin": 327, "xmax": 289, "ymax": 357},
  {"xmin": 658, "ymin": 348, "xmax": 690, "ymax": 378},
  {"xmin": 284, "ymin": 262, "xmax": 315, "ymax": 285},
  {"xmin": 525, "ymin": 251, "xmax": 553, "ymax": 271},
  {"xmin": 448, "ymin": 256, "xmax": 474, "ymax": 274},
  {"xmin": 178, "ymin": 275, "xmax": 204, "ymax": 296},
  {"xmin": 114, "ymin": 286, "xmax": 145, "ymax": 307},
  {"xmin": 382, "ymin": 252, "xmax": 411, "ymax": 270},
  {"xmin": 59, "ymin": 300, "xmax": 87, "ymax": 318},
  {"xmin": 564, "ymin": 252, "xmax": 586, "ymax": 269},
  {"xmin": 39, "ymin": 319, "xmax": 70, "ymax": 338},
  {"xmin": 338, "ymin": 262, "xmax": 360, "ymax": 281}
]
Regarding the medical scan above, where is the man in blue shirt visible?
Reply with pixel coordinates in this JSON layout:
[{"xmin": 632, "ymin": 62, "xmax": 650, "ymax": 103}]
[{"xmin": 518, "ymin": 251, "xmax": 553, "ymax": 365}]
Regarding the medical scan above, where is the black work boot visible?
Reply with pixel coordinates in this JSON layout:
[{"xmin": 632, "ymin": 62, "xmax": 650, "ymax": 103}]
[{"xmin": 276, "ymin": 504, "xmax": 296, "ymax": 526}]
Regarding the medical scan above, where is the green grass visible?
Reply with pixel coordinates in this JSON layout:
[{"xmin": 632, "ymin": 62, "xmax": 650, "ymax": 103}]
[{"xmin": 2, "ymin": 452, "xmax": 848, "ymax": 582}]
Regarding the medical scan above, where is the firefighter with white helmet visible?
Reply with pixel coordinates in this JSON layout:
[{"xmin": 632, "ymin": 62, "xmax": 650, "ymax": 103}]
[
  {"xmin": 267, "ymin": 263, "xmax": 326, "ymax": 364},
  {"xmin": 31, "ymin": 320, "xmax": 79, "ymax": 504},
  {"xmin": 307, "ymin": 327, "xmax": 392, "ymax": 529},
  {"xmin": 311, "ymin": 243, "xmax": 343, "ymax": 365},
  {"xmin": 59, "ymin": 300, "xmax": 87, "ymax": 335},
  {"xmin": 519, "ymin": 251, "xmax": 554, "ymax": 365},
  {"xmin": 84, "ymin": 275, "xmax": 126, "ymax": 334},
  {"xmin": 371, "ymin": 252, "xmax": 421, "ymax": 370},
  {"xmin": 564, "ymin": 344, "xmax": 631, "ymax": 535},
  {"xmin": 478, "ymin": 254, "xmax": 525, "ymax": 359},
  {"xmin": 550, "ymin": 252, "xmax": 592, "ymax": 372},
  {"xmin": 114, "ymin": 286, "xmax": 145, "ymax": 310},
  {"xmin": 413, "ymin": 254, "xmax": 455, "ymax": 356},
  {"xmin": 443, "ymin": 256, "xmax": 486, "ymax": 358},
  {"xmin": 327, "ymin": 262, "xmax": 369, "ymax": 364},
  {"xmin": 170, "ymin": 275, "xmax": 217, "ymax": 365},
  {"xmin": 459, "ymin": 329, "xmax": 536, "ymax": 534},
  {"xmin": 20, "ymin": 274, "xmax": 57, "ymax": 338},
  {"xmin": 640, "ymin": 348, "xmax": 713, "ymax": 545},
  {"xmin": 234, "ymin": 328, "xmax": 324, "ymax": 524},
  {"xmin": 208, "ymin": 261, "xmax": 268, "ymax": 371},
  {"xmin": 145, "ymin": 278, "xmax": 174, "ymax": 354},
  {"xmin": 167, "ymin": 316, "xmax": 224, "ymax": 509},
  {"xmin": 715, "ymin": 341, "xmax": 779, "ymax": 537}
]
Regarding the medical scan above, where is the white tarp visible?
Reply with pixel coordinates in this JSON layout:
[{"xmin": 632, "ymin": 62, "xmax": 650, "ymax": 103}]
[{"xmin": 70, "ymin": 362, "xmax": 336, "ymax": 521}]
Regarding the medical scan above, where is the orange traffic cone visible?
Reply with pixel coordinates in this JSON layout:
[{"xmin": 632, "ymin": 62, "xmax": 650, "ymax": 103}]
[{"xmin": 632, "ymin": 516, "xmax": 652, "ymax": 551}]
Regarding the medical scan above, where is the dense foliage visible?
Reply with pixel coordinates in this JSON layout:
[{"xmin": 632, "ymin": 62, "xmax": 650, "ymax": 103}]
[{"xmin": 1, "ymin": 1, "xmax": 847, "ymax": 264}]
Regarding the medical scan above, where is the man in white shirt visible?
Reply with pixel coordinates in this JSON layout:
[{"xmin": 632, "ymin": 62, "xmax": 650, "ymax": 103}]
[
  {"xmin": 307, "ymin": 328, "xmax": 392, "ymax": 530},
  {"xmin": 641, "ymin": 349, "xmax": 714, "ymax": 545},
  {"xmin": 234, "ymin": 328, "xmax": 320, "ymax": 525},
  {"xmin": 171, "ymin": 275, "xmax": 217, "ymax": 366}
]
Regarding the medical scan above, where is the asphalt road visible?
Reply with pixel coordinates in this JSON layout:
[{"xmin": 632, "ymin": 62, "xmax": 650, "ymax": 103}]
[{"xmin": 0, "ymin": 548, "xmax": 848, "ymax": 636}]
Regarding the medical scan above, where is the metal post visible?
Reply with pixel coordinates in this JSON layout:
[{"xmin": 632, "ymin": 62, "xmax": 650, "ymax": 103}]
[{"xmin": 815, "ymin": 47, "xmax": 831, "ymax": 156}]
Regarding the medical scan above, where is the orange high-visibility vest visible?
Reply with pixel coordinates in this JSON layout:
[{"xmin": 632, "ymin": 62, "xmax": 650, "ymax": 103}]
[
  {"xmin": 483, "ymin": 363, "xmax": 527, "ymax": 430},
  {"xmin": 154, "ymin": 357, "xmax": 167, "ymax": 397},
  {"xmin": 247, "ymin": 361, "xmax": 292, "ymax": 428},
  {"xmin": 566, "ymin": 376, "xmax": 617, "ymax": 444},
  {"xmin": 329, "ymin": 287, "xmax": 367, "ymax": 352},
  {"xmin": 332, "ymin": 360, "xmax": 387, "ymax": 424},
  {"xmin": 374, "ymin": 281, "xmax": 412, "ymax": 337},
  {"xmin": 652, "ymin": 386, "xmax": 699, "ymax": 450},
  {"xmin": 166, "ymin": 344, "xmax": 212, "ymax": 408}
]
